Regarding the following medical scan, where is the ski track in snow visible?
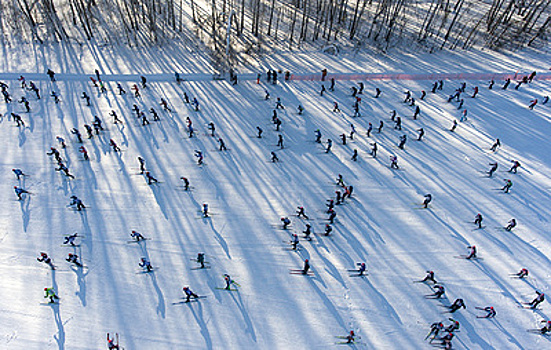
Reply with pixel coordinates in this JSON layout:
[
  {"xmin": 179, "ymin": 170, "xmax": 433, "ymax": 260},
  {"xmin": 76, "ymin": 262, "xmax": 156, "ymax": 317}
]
[{"xmin": 1, "ymin": 43, "xmax": 551, "ymax": 349}]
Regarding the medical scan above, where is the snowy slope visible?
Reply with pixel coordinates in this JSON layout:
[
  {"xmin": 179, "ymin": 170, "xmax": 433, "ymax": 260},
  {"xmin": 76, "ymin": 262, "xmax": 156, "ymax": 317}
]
[{"xmin": 1, "ymin": 43, "xmax": 551, "ymax": 349}]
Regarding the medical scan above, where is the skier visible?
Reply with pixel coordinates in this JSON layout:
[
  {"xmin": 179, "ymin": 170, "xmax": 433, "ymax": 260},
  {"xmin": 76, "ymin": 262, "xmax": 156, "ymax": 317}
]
[
  {"xmin": 107, "ymin": 333, "xmax": 119, "ymax": 349},
  {"xmin": 325, "ymin": 139, "xmax": 332, "ymax": 153},
  {"xmin": 188, "ymin": 124, "xmax": 194, "ymax": 137},
  {"xmin": 117, "ymin": 83, "xmax": 126, "ymax": 95},
  {"xmin": 466, "ymin": 245, "xmax": 477, "ymax": 259},
  {"xmin": 477, "ymin": 306, "xmax": 496, "ymax": 318},
  {"xmin": 79, "ymin": 146, "xmax": 89, "ymax": 160},
  {"xmin": 505, "ymin": 218, "xmax": 517, "ymax": 231},
  {"xmin": 333, "ymin": 102, "xmax": 340, "ymax": 112},
  {"xmin": 277, "ymin": 135, "xmax": 284, "ymax": 149},
  {"xmin": 140, "ymin": 76, "xmax": 147, "ymax": 88},
  {"xmin": 12, "ymin": 168, "xmax": 25, "ymax": 180},
  {"xmin": 109, "ymin": 139, "xmax": 121, "ymax": 152},
  {"xmin": 513, "ymin": 268, "xmax": 528, "ymax": 278},
  {"xmin": 12, "ymin": 113, "xmax": 24, "ymax": 127},
  {"xmin": 196, "ymin": 253, "xmax": 206, "ymax": 268},
  {"xmin": 351, "ymin": 149, "xmax": 358, "ymax": 162},
  {"xmin": 428, "ymin": 284, "xmax": 445, "ymax": 299},
  {"xmin": 528, "ymin": 99, "xmax": 538, "ymax": 110},
  {"xmin": 271, "ymin": 152, "xmax": 279, "ymax": 163},
  {"xmin": 320, "ymin": 85, "xmax": 326, "ymax": 96},
  {"xmin": 394, "ymin": 116, "xmax": 402, "ymax": 130},
  {"xmin": 290, "ymin": 234, "xmax": 299, "ymax": 250},
  {"xmin": 131, "ymin": 84, "xmax": 140, "ymax": 97},
  {"xmin": 413, "ymin": 105, "xmax": 420, "ymax": 119},
  {"xmin": 329, "ymin": 78, "xmax": 335, "ymax": 91},
  {"xmin": 18, "ymin": 75, "xmax": 26, "ymax": 89},
  {"xmin": 63, "ymin": 233, "xmax": 79, "ymax": 246},
  {"xmin": 47, "ymin": 147, "xmax": 62, "ymax": 163},
  {"xmin": 139, "ymin": 258, "xmax": 152, "ymax": 272},
  {"xmin": 180, "ymin": 177, "xmax": 190, "ymax": 191},
  {"xmin": 150, "ymin": 108, "xmax": 160, "ymax": 121},
  {"xmin": 50, "ymin": 91, "xmax": 60, "ymax": 103},
  {"xmin": 141, "ymin": 112, "xmax": 150, "ymax": 125},
  {"xmin": 422, "ymin": 194, "xmax": 432, "ymax": 208},
  {"xmin": 315, "ymin": 129, "xmax": 322, "ymax": 143},
  {"xmin": 490, "ymin": 138, "xmax": 501, "ymax": 152},
  {"xmin": 487, "ymin": 162, "xmax": 498, "ymax": 177},
  {"xmin": 19, "ymin": 96, "xmax": 30, "ymax": 112},
  {"xmin": 390, "ymin": 155, "xmax": 399, "ymax": 169},
  {"xmin": 343, "ymin": 185, "xmax": 353, "ymax": 200},
  {"xmin": 81, "ymin": 92, "xmax": 90, "ymax": 106},
  {"xmin": 474, "ymin": 213, "xmax": 483, "ymax": 228},
  {"xmin": 472, "ymin": 86, "xmax": 479, "ymax": 98},
  {"xmin": 356, "ymin": 262, "xmax": 367, "ymax": 276},
  {"xmin": 202, "ymin": 203, "xmax": 209, "ymax": 217},
  {"xmin": 47, "ymin": 69, "xmax": 55, "ymax": 81},
  {"xmin": 281, "ymin": 217, "xmax": 291, "ymax": 230},
  {"xmin": 110, "ymin": 110, "xmax": 122, "ymax": 124},
  {"xmin": 539, "ymin": 321, "xmax": 551, "ymax": 334},
  {"xmin": 69, "ymin": 195, "xmax": 86, "ymax": 211},
  {"xmin": 143, "ymin": 172, "xmax": 158, "ymax": 185},
  {"xmin": 420, "ymin": 270, "xmax": 437, "ymax": 284},
  {"xmin": 358, "ymin": 82, "xmax": 364, "ymax": 94},
  {"xmin": 208, "ymin": 122, "xmax": 216, "ymax": 136},
  {"xmin": 296, "ymin": 206, "xmax": 309, "ymax": 219},
  {"xmin": 83, "ymin": 124, "xmax": 93, "ymax": 139},
  {"xmin": 371, "ymin": 142, "xmax": 378, "ymax": 158},
  {"xmin": 183, "ymin": 286, "xmax": 199, "ymax": 303},
  {"xmin": 326, "ymin": 199, "xmax": 334, "ymax": 212},
  {"xmin": 302, "ymin": 259, "xmax": 310, "ymax": 275},
  {"xmin": 195, "ymin": 151, "xmax": 204, "ymax": 165},
  {"xmin": 445, "ymin": 319, "xmax": 460, "ymax": 333},
  {"xmin": 138, "ymin": 157, "xmax": 146, "ymax": 174},
  {"xmin": 223, "ymin": 274, "xmax": 238, "ymax": 290},
  {"xmin": 44, "ymin": 287, "xmax": 59, "ymax": 303},
  {"xmin": 297, "ymin": 105, "xmax": 304, "ymax": 115},
  {"xmin": 426, "ymin": 322, "xmax": 444, "ymax": 343},
  {"xmin": 350, "ymin": 124, "xmax": 356, "ymax": 139},
  {"xmin": 328, "ymin": 208, "xmax": 337, "ymax": 224},
  {"xmin": 501, "ymin": 179, "xmax": 513, "ymax": 193},
  {"xmin": 93, "ymin": 115, "xmax": 104, "ymax": 131},
  {"xmin": 303, "ymin": 223, "xmax": 312, "ymax": 240},
  {"xmin": 335, "ymin": 191, "xmax": 342, "ymax": 205},
  {"xmin": 275, "ymin": 97, "xmax": 284, "ymax": 109},
  {"xmin": 129, "ymin": 231, "xmax": 145, "ymax": 243},
  {"xmin": 37, "ymin": 252, "xmax": 53, "ymax": 267},
  {"xmin": 257, "ymin": 126, "xmax": 263, "ymax": 138},
  {"xmin": 336, "ymin": 174, "xmax": 345, "ymax": 187},
  {"xmin": 404, "ymin": 91, "xmax": 411, "ymax": 103},
  {"xmin": 526, "ymin": 291, "xmax": 545, "ymax": 309},
  {"xmin": 56, "ymin": 136, "xmax": 66, "ymax": 149},
  {"xmin": 218, "ymin": 138, "xmax": 227, "ymax": 151},
  {"xmin": 340, "ymin": 133, "xmax": 346, "ymax": 145},
  {"xmin": 508, "ymin": 160, "xmax": 521, "ymax": 173},
  {"xmin": 160, "ymin": 98, "xmax": 171, "ymax": 112},
  {"xmin": 367, "ymin": 122, "xmax": 373, "ymax": 137},
  {"xmin": 457, "ymin": 99, "xmax": 464, "ymax": 109},
  {"xmin": 398, "ymin": 135, "xmax": 407, "ymax": 149},
  {"xmin": 324, "ymin": 224, "xmax": 333, "ymax": 236},
  {"xmin": 28, "ymin": 81, "xmax": 40, "ymax": 99},
  {"xmin": 55, "ymin": 163, "xmax": 75, "ymax": 179},
  {"xmin": 345, "ymin": 330, "xmax": 355, "ymax": 344},
  {"xmin": 440, "ymin": 332, "xmax": 454, "ymax": 349},
  {"xmin": 13, "ymin": 186, "xmax": 29, "ymax": 200},
  {"xmin": 417, "ymin": 128, "xmax": 425, "ymax": 141},
  {"xmin": 66, "ymin": 253, "xmax": 82, "ymax": 267},
  {"xmin": 448, "ymin": 298, "xmax": 466, "ymax": 313},
  {"xmin": 450, "ymin": 120, "xmax": 458, "ymax": 132}
]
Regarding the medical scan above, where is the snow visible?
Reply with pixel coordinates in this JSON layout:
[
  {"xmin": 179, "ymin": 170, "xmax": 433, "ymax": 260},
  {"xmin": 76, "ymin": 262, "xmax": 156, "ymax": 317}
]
[{"xmin": 1, "ymin": 41, "xmax": 551, "ymax": 349}]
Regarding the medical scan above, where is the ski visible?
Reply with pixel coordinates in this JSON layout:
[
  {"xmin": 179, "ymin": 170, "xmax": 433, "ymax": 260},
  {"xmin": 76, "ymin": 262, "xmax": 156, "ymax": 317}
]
[
  {"xmin": 349, "ymin": 274, "xmax": 368, "ymax": 277},
  {"xmin": 190, "ymin": 266, "xmax": 211, "ymax": 270},
  {"xmin": 127, "ymin": 238, "xmax": 151, "ymax": 244},
  {"xmin": 215, "ymin": 287, "xmax": 238, "ymax": 291},
  {"xmin": 172, "ymin": 296, "xmax": 208, "ymax": 305},
  {"xmin": 60, "ymin": 244, "xmax": 81, "ymax": 247},
  {"xmin": 136, "ymin": 268, "xmax": 158, "ymax": 274},
  {"xmin": 454, "ymin": 255, "xmax": 484, "ymax": 260}
]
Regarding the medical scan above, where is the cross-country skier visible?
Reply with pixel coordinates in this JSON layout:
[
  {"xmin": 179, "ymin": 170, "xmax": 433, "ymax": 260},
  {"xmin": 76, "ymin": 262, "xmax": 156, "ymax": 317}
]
[
  {"xmin": 281, "ymin": 217, "xmax": 291, "ymax": 229},
  {"xmin": 44, "ymin": 287, "xmax": 59, "ymax": 303},
  {"xmin": 202, "ymin": 203, "xmax": 209, "ymax": 217},
  {"xmin": 19, "ymin": 96, "xmax": 30, "ymax": 112},
  {"xmin": 428, "ymin": 284, "xmax": 445, "ymax": 299},
  {"xmin": 390, "ymin": 155, "xmax": 399, "ymax": 169},
  {"xmin": 55, "ymin": 163, "xmax": 75, "ymax": 179},
  {"xmin": 195, "ymin": 151, "xmax": 204, "ymax": 165},
  {"xmin": 93, "ymin": 115, "xmax": 104, "ymax": 132},
  {"xmin": 356, "ymin": 262, "xmax": 367, "ymax": 276},
  {"xmin": 345, "ymin": 330, "xmax": 355, "ymax": 343},
  {"xmin": 501, "ymin": 179, "xmax": 513, "ymax": 193},
  {"xmin": 116, "ymin": 83, "xmax": 126, "ymax": 95},
  {"xmin": 28, "ymin": 81, "xmax": 40, "ymax": 99},
  {"xmin": 423, "ymin": 194, "xmax": 432, "ymax": 208},
  {"xmin": 139, "ymin": 258, "xmax": 152, "ymax": 272},
  {"xmin": 502, "ymin": 78, "xmax": 511, "ymax": 90},
  {"xmin": 160, "ymin": 98, "xmax": 171, "ymax": 112},
  {"xmin": 183, "ymin": 286, "xmax": 199, "ymax": 302},
  {"xmin": 63, "ymin": 233, "xmax": 79, "ymax": 246},
  {"xmin": 223, "ymin": 274, "xmax": 238, "ymax": 290},
  {"xmin": 351, "ymin": 149, "xmax": 358, "ymax": 161},
  {"xmin": 343, "ymin": 185, "xmax": 353, "ymax": 200},
  {"xmin": 539, "ymin": 321, "xmax": 551, "ymax": 334},
  {"xmin": 297, "ymin": 105, "xmax": 304, "ymax": 115},
  {"xmin": 457, "ymin": 99, "xmax": 464, "ymax": 109},
  {"xmin": 296, "ymin": 206, "xmax": 309, "ymax": 219},
  {"xmin": 326, "ymin": 199, "xmax": 334, "ymax": 212},
  {"xmin": 71, "ymin": 128, "xmax": 82, "ymax": 143},
  {"xmin": 256, "ymin": 126, "xmax": 263, "ymax": 138},
  {"xmin": 448, "ymin": 298, "xmax": 466, "ymax": 313},
  {"xmin": 277, "ymin": 135, "xmax": 284, "ymax": 149},
  {"xmin": 505, "ymin": 218, "xmax": 517, "ymax": 231},
  {"xmin": 131, "ymin": 84, "xmax": 140, "ymax": 97},
  {"xmin": 336, "ymin": 174, "xmax": 345, "ymax": 187},
  {"xmin": 513, "ymin": 268, "xmax": 528, "ymax": 278},
  {"xmin": 526, "ymin": 291, "xmax": 545, "ymax": 308},
  {"xmin": 333, "ymin": 102, "xmax": 340, "ymax": 112},
  {"xmin": 466, "ymin": 245, "xmax": 477, "ymax": 259},
  {"xmin": 303, "ymin": 223, "xmax": 312, "ymax": 240},
  {"xmin": 271, "ymin": 152, "xmax": 279, "ymax": 162},
  {"xmin": 81, "ymin": 92, "xmax": 90, "ymax": 106},
  {"xmin": 474, "ymin": 213, "xmax": 483, "ymax": 228},
  {"xmin": 218, "ymin": 138, "xmax": 227, "ymax": 151},
  {"xmin": 107, "ymin": 333, "xmax": 119, "ymax": 349},
  {"xmin": 302, "ymin": 259, "xmax": 310, "ymax": 275},
  {"xmin": 66, "ymin": 253, "xmax": 82, "ymax": 267},
  {"xmin": 208, "ymin": 122, "xmax": 216, "ymax": 136},
  {"xmin": 490, "ymin": 138, "xmax": 501, "ymax": 152},
  {"xmin": 487, "ymin": 162, "xmax": 498, "ymax": 177},
  {"xmin": 315, "ymin": 129, "xmax": 322, "ymax": 143},
  {"xmin": 508, "ymin": 160, "xmax": 521, "ymax": 173},
  {"xmin": 141, "ymin": 112, "xmax": 150, "ymax": 125},
  {"xmin": 110, "ymin": 110, "xmax": 122, "ymax": 124},
  {"xmin": 528, "ymin": 99, "xmax": 538, "ymax": 110},
  {"xmin": 397, "ymin": 134, "xmax": 407, "ymax": 149},
  {"xmin": 340, "ymin": 133, "xmax": 347, "ymax": 145},
  {"xmin": 335, "ymin": 191, "xmax": 342, "ymax": 205},
  {"xmin": 329, "ymin": 78, "xmax": 335, "ymax": 91},
  {"xmin": 69, "ymin": 195, "xmax": 86, "ymax": 211},
  {"xmin": 413, "ymin": 105, "xmax": 420, "ymax": 119},
  {"xmin": 109, "ymin": 139, "xmax": 121, "ymax": 152},
  {"xmin": 395, "ymin": 116, "xmax": 402, "ymax": 130},
  {"xmin": 450, "ymin": 119, "xmax": 458, "ymax": 132},
  {"xmin": 477, "ymin": 306, "xmax": 496, "ymax": 318},
  {"xmin": 196, "ymin": 253, "xmax": 206, "ymax": 268},
  {"xmin": 37, "ymin": 252, "xmax": 53, "ymax": 267},
  {"xmin": 12, "ymin": 168, "xmax": 25, "ymax": 180},
  {"xmin": 328, "ymin": 208, "xmax": 337, "ymax": 224},
  {"xmin": 445, "ymin": 319, "xmax": 460, "ymax": 333},
  {"xmin": 420, "ymin": 90, "xmax": 426, "ymax": 100},
  {"xmin": 140, "ymin": 76, "xmax": 147, "ymax": 88},
  {"xmin": 290, "ymin": 234, "xmax": 299, "ymax": 250},
  {"xmin": 426, "ymin": 322, "xmax": 444, "ymax": 342},
  {"xmin": 420, "ymin": 270, "xmax": 437, "ymax": 284},
  {"xmin": 136, "ymin": 157, "xmax": 146, "ymax": 174},
  {"xmin": 130, "ymin": 230, "xmax": 145, "ymax": 241},
  {"xmin": 440, "ymin": 332, "xmax": 454, "ymax": 349},
  {"xmin": 180, "ymin": 177, "xmax": 190, "ymax": 191},
  {"xmin": 12, "ymin": 113, "xmax": 24, "ymax": 127},
  {"xmin": 366, "ymin": 122, "xmax": 373, "ymax": 137},
  {"xmin": 50, "ymin": 91, "xmax": 60, "ymax": 103},
  {"xmin": 47, "ymin": 147, "xmax": 62, "ymax": 163},
  {"xmin": 472, "ymin": 86, "xmax": 479, "ymax": 98},
  {"xmin": 417, "ymin": 128, "xmax": 424, "ymax": 141},
  {"xmin": 404, "ymin": 91, "xmax": 411, "ymax": 103},
  {"xmin": 324, "ymin": 224, "xmax": 333, "ymax": 236},
  {"xmin": 47, "ymin": 69, "xmax": 55, "ymax": 81},
  {"xmin": 371, "ymin": 142, "xmax": 378, "ymax": 158},
  {"xmin": 150, "ymin": 108, "xmax": 160, "ymax": 121},
  {"xmin": 56, "ymin": 136, "xmax": 66, "ymax": 149},
  {"xmin": 320, "ymin": 85, "xmax": 326, "ymax": 96},
  {"xmin": 275, "ymin": 97, "xmax": 284, "ymax": 109},
  {"xmin": 489, "ymin": 79, "xmax": 495, "ymax": 89},
  {"xmin": 325, "ymin": 139, "xmax": 332, "ymax": 153}
]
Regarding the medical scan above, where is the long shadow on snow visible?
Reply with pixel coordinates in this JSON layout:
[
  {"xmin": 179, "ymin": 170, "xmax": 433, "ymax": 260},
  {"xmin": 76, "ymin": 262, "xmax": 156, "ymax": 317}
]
[
  {"xmin": 19, "ymin": 196, "xmax": 31, "ymax": 232},
  {"xmin": 147, "ymin": 271, "xmax": 166, "ymax": 318},
  {"xmin": 188, "ymin": 301, "xmax": 213, "ymax": 349},
  {"xmin": 228, "ymin": 291, "xmax": 257, "ymax": 342}
]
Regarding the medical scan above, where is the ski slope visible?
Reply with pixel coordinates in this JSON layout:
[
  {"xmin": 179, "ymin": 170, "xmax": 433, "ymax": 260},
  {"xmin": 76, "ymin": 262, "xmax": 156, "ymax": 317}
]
[{"xmin": 1, "ymin": 44, "xmax": 551, "ymax": 349}]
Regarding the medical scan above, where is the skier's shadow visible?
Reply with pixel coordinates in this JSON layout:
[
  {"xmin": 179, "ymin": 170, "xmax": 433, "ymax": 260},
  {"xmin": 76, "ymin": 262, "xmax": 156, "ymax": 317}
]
[
  {"xmin": 72, "ymin": 246, "xmax": 89, "ymax": 307},
  {"xmin": 19, "ymin": 196, "xmax": 31, "ymax": 232},
  {"xmin": 206, "ymin": 219, "xmax": 231, "ymax": 260},
  {"xmin": 188, "ymin": 300, "xmax": 213, "ymax": 349},
  {"xmin": 18, "ymin": 125, "xmax": 27, "ymax": 147},
  {"xmin": 228, "ymin": 291, "xmax": 257, "ymax": 342},
  {"xmin": 147, "ymin": 271, "xmax": 166, "ymax": 318},
  {"xmin": 50, "ymin": 302, "xmax": 65, "ymax": 350}
]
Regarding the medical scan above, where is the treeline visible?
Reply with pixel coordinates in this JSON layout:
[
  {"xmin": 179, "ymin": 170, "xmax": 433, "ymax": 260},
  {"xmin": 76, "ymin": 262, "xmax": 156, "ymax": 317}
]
[{"xmin": 0, "ymin": 0, "xmax": 549, "ymax": 61}]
